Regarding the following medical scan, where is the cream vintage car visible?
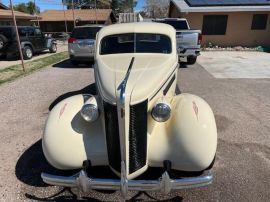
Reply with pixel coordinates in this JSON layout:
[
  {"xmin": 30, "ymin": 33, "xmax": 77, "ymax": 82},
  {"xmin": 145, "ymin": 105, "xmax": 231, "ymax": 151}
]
[{"xmin": 41, "ymin": 22, "xmax": 217, "ymax": 199}]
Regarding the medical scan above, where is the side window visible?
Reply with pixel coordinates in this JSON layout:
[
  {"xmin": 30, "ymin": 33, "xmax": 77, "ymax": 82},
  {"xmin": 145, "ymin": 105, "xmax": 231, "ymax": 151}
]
[
  {"xmin": 18, "ymin": 28, "xmax": 28, "ymax": 37},
  {"xmin": 251, "ymin": 14, "xmax": 268, "ymax": 30},
  {"xmin": 34, "ymin": 28, "xmax": 42, "ymax": 36},
  {"xmin": 28, "ymin": 28, "xmax": 35, "ymax": 36},
  {"xmin": 202, "ymin": 15, "xmax": 228, "ymax": 35}
]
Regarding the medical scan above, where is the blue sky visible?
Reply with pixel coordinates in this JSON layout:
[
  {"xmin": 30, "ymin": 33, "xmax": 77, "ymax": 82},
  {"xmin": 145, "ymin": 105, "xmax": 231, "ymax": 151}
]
[
  {"xmin": 135, "ymin": 0, "xmax": 144, "ymax": 12},
  {"xmin": 2, "ymin": 0, "xmax": 145, "ymax": 12}
]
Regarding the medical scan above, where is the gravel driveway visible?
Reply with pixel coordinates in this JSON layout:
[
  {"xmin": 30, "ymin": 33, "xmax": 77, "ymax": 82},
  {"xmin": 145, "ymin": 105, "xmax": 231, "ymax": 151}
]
[{"xmin": 0, "ymin": 60, "xmax": 269, "ymax": 201}]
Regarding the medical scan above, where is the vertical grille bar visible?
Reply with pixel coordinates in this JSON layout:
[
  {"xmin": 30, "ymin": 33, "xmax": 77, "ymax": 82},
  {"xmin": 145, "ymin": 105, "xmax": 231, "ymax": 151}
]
[
  {"xmin": 129, "ymin": 100, "xmax": 148, "ymax": 174},
  {"xmin": 103, "ymin": 102, "xmax": 121, "ymax": 172}
]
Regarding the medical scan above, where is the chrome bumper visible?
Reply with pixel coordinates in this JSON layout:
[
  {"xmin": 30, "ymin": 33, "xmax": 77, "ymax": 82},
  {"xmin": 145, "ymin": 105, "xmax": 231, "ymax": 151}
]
[{"xmin": 41, "ymin": 169, "xmax": 213, "ymax": 199}]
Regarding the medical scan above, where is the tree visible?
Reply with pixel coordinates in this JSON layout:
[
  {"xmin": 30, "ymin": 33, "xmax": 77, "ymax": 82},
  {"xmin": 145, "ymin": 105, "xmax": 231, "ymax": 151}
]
[
  {"xmin": 13, "ymin": 2, "xmax": 40, "ymax": 15},
  {"xmin": 143, "ymin": 0, "xmax": 169, "ymax": 18},
  {"xmin": 64, "ymin": 0, "xmax": 111, "ymax": 9},
  {"xmin": 64, "ymin": 0, "xmax": 137, "ymax": 14}
]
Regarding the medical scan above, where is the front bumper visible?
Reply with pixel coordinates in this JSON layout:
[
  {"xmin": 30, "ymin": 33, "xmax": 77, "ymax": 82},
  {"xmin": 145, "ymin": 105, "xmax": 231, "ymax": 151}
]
[{"xmin": 41, "ymin": 169, "xmax": 213, "ymax": 199}]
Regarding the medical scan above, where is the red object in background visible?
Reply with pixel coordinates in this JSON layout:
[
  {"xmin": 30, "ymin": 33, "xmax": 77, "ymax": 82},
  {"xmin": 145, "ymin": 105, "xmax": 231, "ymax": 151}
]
[{"xmin": 68, "ymin": 37, "xmax": 77, "ymax": 43}]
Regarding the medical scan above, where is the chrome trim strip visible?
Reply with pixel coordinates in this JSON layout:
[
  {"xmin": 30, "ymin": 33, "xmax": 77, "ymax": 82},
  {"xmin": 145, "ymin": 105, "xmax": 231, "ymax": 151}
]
[
  {"xmin": 41, "ymin": 170, "xmax": 213, "ymax": 199},
  {"xmin": 117, "ymin": 57, "xmax": 135, "ymax": 105}
]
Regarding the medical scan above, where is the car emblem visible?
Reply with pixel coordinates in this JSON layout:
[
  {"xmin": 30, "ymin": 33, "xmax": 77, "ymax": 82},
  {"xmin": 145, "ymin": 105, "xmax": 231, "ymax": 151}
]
[{"xmin": 117, "ymin": 57, "xmax": 135, "ymax": 105}]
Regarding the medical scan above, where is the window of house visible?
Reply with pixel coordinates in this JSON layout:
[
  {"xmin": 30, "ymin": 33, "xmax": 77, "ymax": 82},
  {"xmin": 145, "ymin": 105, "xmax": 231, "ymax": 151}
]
[
  {"xmin": 202, "ymin": 15, "xmax": 228, "ymax": 35},
  {"xmin": 251, "ymin": 14, "xmax": 268, "ymax": 30}
]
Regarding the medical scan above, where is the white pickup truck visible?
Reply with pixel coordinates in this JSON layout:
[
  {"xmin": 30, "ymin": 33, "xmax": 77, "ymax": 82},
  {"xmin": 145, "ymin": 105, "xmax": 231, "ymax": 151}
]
[{"xmin": 154, "ymin": 18, "xmax": 202, "ymax": 65}]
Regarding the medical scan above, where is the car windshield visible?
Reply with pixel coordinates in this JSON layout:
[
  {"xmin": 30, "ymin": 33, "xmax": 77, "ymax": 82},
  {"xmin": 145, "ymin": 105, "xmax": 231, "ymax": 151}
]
[
  {"xmin": 155, "ymin": 20, "xmax": 188, "ymax": 30},
  {"xmin": 71, "ymin": 27, "xmax": 102, "ymax": 39},
  {"xmin": 100, "ymin": 33, "xmax": 172, "ymax": 55}
]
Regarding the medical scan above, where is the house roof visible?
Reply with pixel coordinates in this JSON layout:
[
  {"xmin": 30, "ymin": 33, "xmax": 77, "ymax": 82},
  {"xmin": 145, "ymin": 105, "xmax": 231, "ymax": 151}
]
[
  {"xmin": 171, "ymin": 0, "xmax": 270, "ymax": 12},
  {"xmin": 38, "ymin": 9, "xmax": 113, "ymax": 22},
  {"xmin": 0, "ymin": 9, "xmax": 40, "ymax": 20},
  {"xmin": 0, "ymin": 3, "xmax": 9, "ymax": 10}
]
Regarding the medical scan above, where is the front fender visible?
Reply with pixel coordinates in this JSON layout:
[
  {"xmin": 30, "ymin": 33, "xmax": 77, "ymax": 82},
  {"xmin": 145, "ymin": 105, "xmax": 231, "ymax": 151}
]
[
  {"xmin": 148, "ymin": 93, "xmax": 217, "ymax": 171},
  {"xmin": 21, "ymin": 41, "xmax": 33, "ymax": 50},
  {"xmin": 42, "ymin": 94, "xmax": 108, "ymax": 170}
]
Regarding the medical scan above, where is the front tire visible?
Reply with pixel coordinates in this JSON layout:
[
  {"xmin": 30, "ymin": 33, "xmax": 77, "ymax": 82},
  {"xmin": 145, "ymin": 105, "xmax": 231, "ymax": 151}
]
[
  {"xmin": 71, "ymin": 60, "xmax": 79, "ymax": 65},
  {"xmin": 49, "ymin": 43, "xmax": 57, "ymax": 53},
  {"xmin": 187, "ymin": 56, "xmax": 197, "ymax": 65},
  {"xmin": 23, "ymin": 46, "xmax": 33, "ymax": 60},
  {"xmin": 0, "ymin": 34, "xmax": 8, "ymax": 51}
]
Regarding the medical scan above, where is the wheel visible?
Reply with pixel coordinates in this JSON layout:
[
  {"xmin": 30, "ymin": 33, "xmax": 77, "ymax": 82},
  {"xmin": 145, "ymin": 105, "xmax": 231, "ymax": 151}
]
[
  {"xmin": 187, "ymin": 56, "xmax": 197, "ymax": 65},
  {"xmin": 49, "ymin": 43, "xmax": 57, "ymax": 53},
  {"xmin": 71, "ymin": 60, "xmax": 79, "ymax": 65},
  {"xmin": 0, "ymin": 53, "xmax": 7, "ymax": 60},
  {"xmin": 23, "ymin": 46, "xmax": 33, "ymax": 60},
  {"xmin": 0, "ymin": 34, "xmax": 8, "ymax": 51}
]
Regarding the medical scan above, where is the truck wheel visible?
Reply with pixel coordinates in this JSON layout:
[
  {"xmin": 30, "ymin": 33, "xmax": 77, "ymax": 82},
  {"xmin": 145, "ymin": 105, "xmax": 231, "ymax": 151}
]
[
  {"xmin": 0, "ymin": 34, "xmax": 8, "ymax": 50},
  {"xmin": 23, "ymin": 46, "xmax": 33, "ymax": 60},
  {"xmin": 187, "ymin": 56, "xmax": 197, "ymax": 65},
  {"xmin": 49, "ymin": 43, "xmax": 57, "ymax": 53}
]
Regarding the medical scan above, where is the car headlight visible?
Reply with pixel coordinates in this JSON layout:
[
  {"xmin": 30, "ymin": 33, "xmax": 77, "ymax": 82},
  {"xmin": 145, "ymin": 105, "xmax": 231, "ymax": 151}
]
[
  {"xmin": 80, "ymin": 95, "xmax": 99, "ymax": 122},
  {"xmin": 151, "ymin": 102, "xmax": 171, "ymax": 122}
]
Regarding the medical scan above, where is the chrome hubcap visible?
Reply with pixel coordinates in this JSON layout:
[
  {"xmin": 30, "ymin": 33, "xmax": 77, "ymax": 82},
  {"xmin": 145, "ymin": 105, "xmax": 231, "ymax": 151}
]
[
  {"xmin": 26, "ymin": 49, "xmax": 32, "ymax": 58},
  {"xmin": 0, "ymin": 41, "xmax": 3, "ymax": 49}
]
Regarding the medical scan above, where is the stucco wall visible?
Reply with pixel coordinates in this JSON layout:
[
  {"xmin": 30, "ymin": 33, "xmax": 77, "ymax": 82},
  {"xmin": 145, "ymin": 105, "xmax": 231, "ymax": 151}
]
[{"xmin": 169, "ymin": 5, "xmax": 270, "ymax": 47}]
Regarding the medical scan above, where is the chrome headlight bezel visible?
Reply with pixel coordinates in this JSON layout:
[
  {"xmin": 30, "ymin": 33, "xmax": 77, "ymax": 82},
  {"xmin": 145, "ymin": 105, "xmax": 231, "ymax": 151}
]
[
  {"xmin": 151, "ymin": 102, "xmax": 171, "ymax": 122},
  {"xmin": 80, "ymin": 95, "xmax": 99, "ymax": 122}
]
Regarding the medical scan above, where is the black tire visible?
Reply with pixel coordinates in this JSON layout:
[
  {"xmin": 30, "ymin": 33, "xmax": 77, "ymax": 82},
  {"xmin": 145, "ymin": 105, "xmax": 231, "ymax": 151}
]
[
  {"xmin": 23, "ymin": 46, "xmax": 33, "ymax": 60},
  {"xmin": 71, "ymin": 60, "xmax": 79, "ymax": 65},
  {"xmin": 0, "ymin": 34, "xmax": 8, "ymax": 51},
  {"xmin": 187, "ymin": 56, "xmax": 197, "ymax": 65},
  {"xmin": 0, "ymin": 53, "xmax": 7, "ymax": 60},
  {"xmin": 49, "ymin": 43, "xmax": 57, "ymax": 53}
]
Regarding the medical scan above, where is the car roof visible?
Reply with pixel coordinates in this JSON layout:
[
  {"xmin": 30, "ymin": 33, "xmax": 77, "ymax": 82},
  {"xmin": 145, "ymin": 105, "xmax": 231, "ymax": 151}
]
[
  {"xmin": 74, "ymin": 24, "xmax": 105, "ymax": 28},
  {"xmin": 0, "ymin": 26, "xmax": 39, "ymax": 29},
  {"xmin": 97, "ymin": 22, "xmax": 176, "ymax": 40}
]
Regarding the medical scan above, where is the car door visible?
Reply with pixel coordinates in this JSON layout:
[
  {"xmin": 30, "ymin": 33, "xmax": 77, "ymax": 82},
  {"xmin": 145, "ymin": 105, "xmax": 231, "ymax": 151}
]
[
  {"xmin": 34, "ymin": 28, "xmax": 46, "ymax": 51},
  {"xmin": 27, "ymin": 27, "xmax": 38, "ymax": 51}
]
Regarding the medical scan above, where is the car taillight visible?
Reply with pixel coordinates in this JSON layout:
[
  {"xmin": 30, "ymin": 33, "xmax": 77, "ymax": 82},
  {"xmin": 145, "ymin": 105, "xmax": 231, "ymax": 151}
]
[
  {"xmin": 68, "ymin": 37, "xmax": 76, "ymax": 43},
  {"xmin": 198, "ymin": 34, "xmax": 202, "ymax": 45}
]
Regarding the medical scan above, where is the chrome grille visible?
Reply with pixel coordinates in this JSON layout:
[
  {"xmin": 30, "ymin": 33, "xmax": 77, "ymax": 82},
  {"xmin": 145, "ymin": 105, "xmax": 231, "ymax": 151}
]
[{"xmin": 129, "ymin": 100, "xmax": 148, "ymax": 174}]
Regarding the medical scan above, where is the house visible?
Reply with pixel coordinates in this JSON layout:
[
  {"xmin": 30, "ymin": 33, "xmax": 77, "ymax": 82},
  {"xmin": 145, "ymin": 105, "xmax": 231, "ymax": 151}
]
[
  {"xmin": 38, "ymin": 9, "xmax": 116, "ymax": 33},
  {"xmin": 0, "ymin": 3, "xmax": 39, "ymax": 26},
  {"xmin": 169, "ymin": 0, "xmax": 270, "ymax": 47}
]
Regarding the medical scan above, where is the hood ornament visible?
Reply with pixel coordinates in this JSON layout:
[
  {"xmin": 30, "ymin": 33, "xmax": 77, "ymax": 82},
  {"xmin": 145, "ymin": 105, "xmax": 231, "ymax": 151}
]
[{"xmin": 117, "ymin": 57, "xmax": 135, "ymax": 105}]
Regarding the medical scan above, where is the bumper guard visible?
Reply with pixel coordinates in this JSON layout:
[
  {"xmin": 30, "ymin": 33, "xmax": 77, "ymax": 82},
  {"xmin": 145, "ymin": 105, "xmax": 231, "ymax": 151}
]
[{"xmin": 41, "ymin": 165, "xmax": 213, "ymax": 199}]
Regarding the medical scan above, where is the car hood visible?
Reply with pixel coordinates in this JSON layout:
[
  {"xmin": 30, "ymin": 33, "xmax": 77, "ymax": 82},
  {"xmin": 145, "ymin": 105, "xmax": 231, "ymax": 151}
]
[{"xmin": 95, "ymin": 54, "xmax": 177, "ymax": 105}]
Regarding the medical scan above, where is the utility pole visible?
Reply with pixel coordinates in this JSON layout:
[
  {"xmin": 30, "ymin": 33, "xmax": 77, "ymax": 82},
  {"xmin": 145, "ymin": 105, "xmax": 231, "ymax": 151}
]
[
  {"xmin": 62, "ymin": 3, "xmax": 68, "ymax": 33},
  {"xmin": 9, "ymin": 0, "xmax": 25, "ymax": 72},
  {"xmin": 71, "ymin": 0, "xmax": 76, "ymax": 28},
  {"xmin": 34, "ymin": 0, "xmax": 40, "ymax": 27},
  {"xmin": 94, "ymin": 0, "xmax": 97, "ymax": 24}
]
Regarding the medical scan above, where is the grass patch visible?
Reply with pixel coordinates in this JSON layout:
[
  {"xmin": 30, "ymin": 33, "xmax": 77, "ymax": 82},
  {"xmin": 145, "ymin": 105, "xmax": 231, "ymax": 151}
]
[{"xmin": 0, "ymin": 52, "xmax": 68, "ymax": 86}]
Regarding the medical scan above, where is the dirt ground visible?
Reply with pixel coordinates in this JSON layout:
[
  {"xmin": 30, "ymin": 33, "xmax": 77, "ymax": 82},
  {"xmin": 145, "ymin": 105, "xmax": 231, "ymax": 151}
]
[{"xmin": 0, "ymin": 59, "xmax": 269, "ymax": 201}]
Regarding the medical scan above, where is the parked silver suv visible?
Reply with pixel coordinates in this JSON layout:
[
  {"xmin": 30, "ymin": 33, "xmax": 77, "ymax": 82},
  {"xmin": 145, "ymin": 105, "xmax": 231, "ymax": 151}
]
[{"xmin": 68, "ymin": 25, "xmax": 103, "ymax": 65}]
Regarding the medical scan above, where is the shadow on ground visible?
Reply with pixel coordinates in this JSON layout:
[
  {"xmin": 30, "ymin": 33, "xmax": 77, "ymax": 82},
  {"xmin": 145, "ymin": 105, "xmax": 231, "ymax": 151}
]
[
  {"xmin": 15, "ymin": 139, "xmax": 80, "ymax": 187},
  {"xmin": 53, "ymin": 59, "xmax": 94, "ymax": 69},
  {"xmin": 16, "ymin": 139, "xmax": 184, "ymax": 201},
  {"xmin": 179, "ymin": 62, "xmax": 189, "ymax": 68},
  {"xmin": 49, "ymin": 83, "xmax": 96, "ymax": 111}
]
